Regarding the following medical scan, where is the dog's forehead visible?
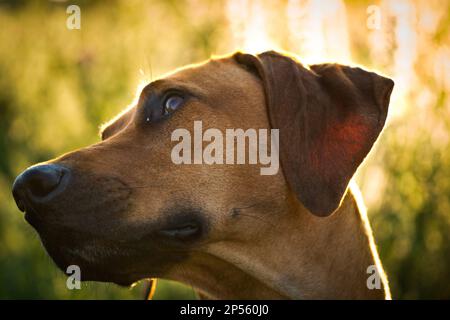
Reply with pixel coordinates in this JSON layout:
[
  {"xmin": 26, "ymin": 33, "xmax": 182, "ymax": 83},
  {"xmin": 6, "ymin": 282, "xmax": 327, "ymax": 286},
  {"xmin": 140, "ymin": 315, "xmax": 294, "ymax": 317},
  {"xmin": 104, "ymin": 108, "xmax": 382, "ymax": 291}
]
[
  {"xmin": 163, "ymin": 56, "xmax": 253, "ymax": 90},
  {"xmin": 101, "ymin": 56, "xmax": 259, "ymax": 138}
]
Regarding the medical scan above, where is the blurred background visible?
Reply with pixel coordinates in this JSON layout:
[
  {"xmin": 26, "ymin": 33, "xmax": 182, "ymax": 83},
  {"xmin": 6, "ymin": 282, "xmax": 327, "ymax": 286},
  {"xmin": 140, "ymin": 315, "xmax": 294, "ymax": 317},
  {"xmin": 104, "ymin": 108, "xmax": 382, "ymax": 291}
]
[{"xmin": 0, "ymin": 0, "xmax": 448, "ymax": 299}]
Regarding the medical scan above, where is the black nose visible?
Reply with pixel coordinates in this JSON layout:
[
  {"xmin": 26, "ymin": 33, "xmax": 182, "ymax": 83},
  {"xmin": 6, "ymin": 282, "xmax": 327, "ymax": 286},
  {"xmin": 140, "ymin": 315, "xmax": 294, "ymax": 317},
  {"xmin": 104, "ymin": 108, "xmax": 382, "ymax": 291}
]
[{"xmin": 12, "ymin": 164, "xmax": 67, "ymax": 212}]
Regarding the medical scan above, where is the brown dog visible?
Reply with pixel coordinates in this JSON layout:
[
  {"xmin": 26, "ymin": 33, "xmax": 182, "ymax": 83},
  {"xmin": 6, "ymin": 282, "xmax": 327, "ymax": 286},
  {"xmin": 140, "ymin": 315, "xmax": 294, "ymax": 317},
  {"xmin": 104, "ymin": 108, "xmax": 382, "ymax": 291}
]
[{"xmin": 12, "ymin": 51, "xmax": 393, "ymax": 299}]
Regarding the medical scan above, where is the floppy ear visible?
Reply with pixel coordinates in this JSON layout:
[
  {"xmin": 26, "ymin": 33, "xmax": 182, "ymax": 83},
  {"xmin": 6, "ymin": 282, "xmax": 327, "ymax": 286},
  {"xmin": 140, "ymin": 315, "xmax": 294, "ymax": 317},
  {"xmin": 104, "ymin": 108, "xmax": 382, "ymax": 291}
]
[{"xmin": 234, "ymin": 51, "xmax": 394, "ymax": 217}]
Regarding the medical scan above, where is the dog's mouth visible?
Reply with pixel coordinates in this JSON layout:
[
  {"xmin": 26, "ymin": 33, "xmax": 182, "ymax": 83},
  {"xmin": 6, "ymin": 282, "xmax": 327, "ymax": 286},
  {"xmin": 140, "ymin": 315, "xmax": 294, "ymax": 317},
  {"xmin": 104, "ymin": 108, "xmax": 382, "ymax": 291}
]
[
  {"xmin": 14, "ymin": 167, "xmax": 205, "ymax": 285},
  {"xmin": 39, "ymin": 236, "xmax": 147, "ymax": 286},
  {"xmin": 25, "ymin": 209, "xmax": 200, "ymax": 286},
  {"xmin": 156, "ymin": 212, "xmax": 205, "ymax": 242},
  {"xmin": 18, "ymin": 203, "xmax": 144, "ymax": 285},
  {"xmin": 36, "ymin": 227, "xmax": 185, "ymax": 286}
]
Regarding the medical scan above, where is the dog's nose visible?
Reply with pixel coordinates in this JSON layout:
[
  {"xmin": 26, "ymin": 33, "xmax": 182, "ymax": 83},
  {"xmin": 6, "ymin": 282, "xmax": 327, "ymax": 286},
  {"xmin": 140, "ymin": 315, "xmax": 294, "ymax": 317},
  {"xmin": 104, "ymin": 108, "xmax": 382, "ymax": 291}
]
[{"xmin": 12, "ymin": 164, "xmax": 67, "ymax": 212}]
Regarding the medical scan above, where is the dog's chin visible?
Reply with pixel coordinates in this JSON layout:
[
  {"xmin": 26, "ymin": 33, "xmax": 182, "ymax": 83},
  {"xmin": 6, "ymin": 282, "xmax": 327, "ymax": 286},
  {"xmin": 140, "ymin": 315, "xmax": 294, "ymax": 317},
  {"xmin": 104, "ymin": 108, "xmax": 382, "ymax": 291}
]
[
  {"xmin": 24, "ymin": 203, "xmax": 194, "ymax": 287},
  {"xmin": 40, "ymin": 240, "xmax": 147, "ymax": 286},
  {"xmin": 82, "ymin": 271, "xmax": 143, "ymax": 287},
  {"xmin": 22, "ymin": 206, "xmax": 154, "ymax": 286}
]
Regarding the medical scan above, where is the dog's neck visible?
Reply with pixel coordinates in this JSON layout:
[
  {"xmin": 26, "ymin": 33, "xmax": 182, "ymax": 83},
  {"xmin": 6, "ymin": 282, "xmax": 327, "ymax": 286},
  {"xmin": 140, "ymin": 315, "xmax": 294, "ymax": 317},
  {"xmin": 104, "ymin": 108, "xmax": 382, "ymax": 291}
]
[{"xmin": 168, "ymin": 184, "xmax": 390, "ymax": 299}]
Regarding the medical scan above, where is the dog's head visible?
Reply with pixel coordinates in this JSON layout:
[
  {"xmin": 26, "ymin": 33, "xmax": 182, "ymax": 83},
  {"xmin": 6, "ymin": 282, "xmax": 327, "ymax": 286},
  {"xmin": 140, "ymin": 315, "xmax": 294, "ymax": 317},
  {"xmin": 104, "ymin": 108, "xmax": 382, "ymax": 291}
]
[{"xmin": 12, "ymin": 51, "xmax": 393, "ymax": 286}]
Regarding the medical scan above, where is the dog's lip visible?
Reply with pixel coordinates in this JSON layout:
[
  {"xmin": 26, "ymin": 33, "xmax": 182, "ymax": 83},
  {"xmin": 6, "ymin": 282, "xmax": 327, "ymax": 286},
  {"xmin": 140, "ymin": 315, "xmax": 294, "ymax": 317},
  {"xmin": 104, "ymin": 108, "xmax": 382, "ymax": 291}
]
[
  {"xmin": 16, "ymin": 198, "xmax": 26, "ymax": 212},
  {"xmin": 24, "ymin": 211, "xmax": 35, "ymax": 225},
  {"xmin": 22, "ymin": 199, "xmax": 42, "ymax": 228},
  {"xmin": 154, "ymin": 210, "xmax": 206, "ymax": 242},
  {"xmin": 158, "ymin": 223, "xmax": 201, "ymax": 239}
]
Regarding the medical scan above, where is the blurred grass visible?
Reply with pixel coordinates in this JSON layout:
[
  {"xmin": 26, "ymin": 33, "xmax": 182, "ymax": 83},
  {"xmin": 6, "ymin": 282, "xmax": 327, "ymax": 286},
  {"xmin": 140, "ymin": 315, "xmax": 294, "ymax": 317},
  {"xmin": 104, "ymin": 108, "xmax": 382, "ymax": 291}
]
[
  {"xmin": 0, "ymin": 0, "xmax": 224, "ymax": 300},
  {"xmin": 0, "ymin": 0, "xmax": 449, "ymax": 299}
]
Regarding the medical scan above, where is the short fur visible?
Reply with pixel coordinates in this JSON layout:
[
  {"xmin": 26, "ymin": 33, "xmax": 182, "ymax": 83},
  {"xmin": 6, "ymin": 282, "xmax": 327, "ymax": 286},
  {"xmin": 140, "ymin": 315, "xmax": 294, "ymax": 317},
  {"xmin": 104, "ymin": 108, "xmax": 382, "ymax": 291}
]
[{"xmin": 14, "ymin": 51, "xmax": 393, "ymax": 299}]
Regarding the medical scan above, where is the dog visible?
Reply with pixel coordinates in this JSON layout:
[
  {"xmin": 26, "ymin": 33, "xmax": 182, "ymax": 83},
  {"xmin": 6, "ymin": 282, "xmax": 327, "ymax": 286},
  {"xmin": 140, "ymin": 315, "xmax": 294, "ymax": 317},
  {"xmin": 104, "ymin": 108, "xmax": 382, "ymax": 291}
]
[{"xmin": 12, "ymin": 51, "xmax": 394, "ymax": 299}]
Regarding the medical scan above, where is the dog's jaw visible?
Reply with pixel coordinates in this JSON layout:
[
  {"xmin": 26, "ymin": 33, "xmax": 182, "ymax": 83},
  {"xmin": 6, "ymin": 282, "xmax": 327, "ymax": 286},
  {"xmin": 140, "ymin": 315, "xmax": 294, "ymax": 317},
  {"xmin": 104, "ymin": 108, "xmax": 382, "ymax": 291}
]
[{"xmin": 163, "ymin": 186, "xmax": 390, "ymax": 300}]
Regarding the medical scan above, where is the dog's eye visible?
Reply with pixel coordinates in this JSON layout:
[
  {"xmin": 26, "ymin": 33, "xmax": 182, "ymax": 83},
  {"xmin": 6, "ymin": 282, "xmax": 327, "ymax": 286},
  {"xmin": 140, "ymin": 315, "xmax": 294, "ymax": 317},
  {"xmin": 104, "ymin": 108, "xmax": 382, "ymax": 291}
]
[{"xmin": 163, "ymin": 95, "xmax": 184, "ymax": 115}]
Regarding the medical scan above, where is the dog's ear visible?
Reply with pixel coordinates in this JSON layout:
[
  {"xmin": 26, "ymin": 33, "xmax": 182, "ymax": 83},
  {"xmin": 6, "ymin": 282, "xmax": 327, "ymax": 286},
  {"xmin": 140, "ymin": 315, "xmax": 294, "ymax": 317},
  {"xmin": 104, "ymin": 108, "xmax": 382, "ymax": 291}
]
[{"xmin": 234, "ymin": 51, "xmax": 394, "ymax": 217}]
